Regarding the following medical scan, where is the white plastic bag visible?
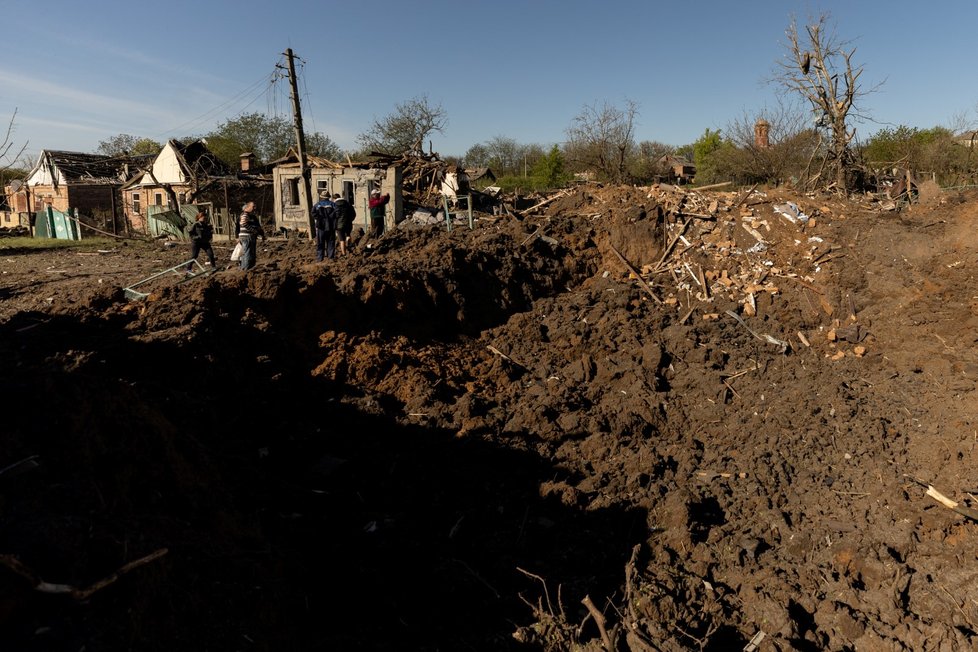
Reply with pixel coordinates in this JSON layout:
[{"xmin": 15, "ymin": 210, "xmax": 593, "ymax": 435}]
[{"xmin": 230, "ymin": 241, "xmax": 243, "ymax": 261}]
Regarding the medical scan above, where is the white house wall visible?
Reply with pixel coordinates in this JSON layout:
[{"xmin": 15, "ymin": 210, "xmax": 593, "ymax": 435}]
[
  {"xmin": 136, "ymin": 143, "xmax": 186, "ymax": 186},
  {"xmin": 272, "ymin": 165, "xmax": 401, "ymax": 235},
  {"xmin": 26, "ymin": 155, "xmax": 65, "ymax": 186}
]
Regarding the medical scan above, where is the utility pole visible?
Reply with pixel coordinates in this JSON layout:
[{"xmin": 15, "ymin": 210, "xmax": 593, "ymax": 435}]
[{"xmin": 284, "ymin": 48, "xmax": 315, "ymax": 236}]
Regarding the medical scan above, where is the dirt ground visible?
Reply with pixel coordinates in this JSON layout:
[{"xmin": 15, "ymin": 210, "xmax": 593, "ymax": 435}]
[{"xmin": 2, "ymin": 181, "xmax": 978, "ymax": 651}]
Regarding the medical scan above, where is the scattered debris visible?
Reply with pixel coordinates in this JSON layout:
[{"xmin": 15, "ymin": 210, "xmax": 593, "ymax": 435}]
[
  {"xmin": 725, "ymin": 310, "xmax": 790, "ymax": 353},
  {"xmin": 773, "ymin": 201, "xmax": 809, "ymax": 224},
  {"xmin": 0, "ymin": 548, "xmax": 168, "ymax": 600},
  {"xmin": 906, "ymin": 475, "xmax": 978, "ymax": 522}
]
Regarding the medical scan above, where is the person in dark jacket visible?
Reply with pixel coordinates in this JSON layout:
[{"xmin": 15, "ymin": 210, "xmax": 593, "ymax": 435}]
[
  {"xmin": 332, "ymin": 193, "xmax": 356, "ymax": 256},
  {"xmin": 185, "ymin": 211, "xmax": 216, "ymax": 273},
  {"xmin": 312, "ymin": 191, "xmax": 337, "ymax": 262},
  {"xmin": 237, "ymin": 201, "xmax": 265, "ymax": 270},
  {"xmin": 368, "ymin": 188, "xmax": 390, "ymax": 239}
]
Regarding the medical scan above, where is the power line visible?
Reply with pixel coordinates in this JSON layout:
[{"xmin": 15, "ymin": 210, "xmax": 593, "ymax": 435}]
[
  {"xmin": 299, "ymin": 60, "xmax": 319, "ymax": 137},
  {"xmin": 155, "ymin": 71, "xmax": 277, "ymax": 139},
  {"xmin": 268, "ymin": 69, "xmax": 290, "ymax": 122},
  {"xmin": 235, "ymin": 80, "xmax": 276, "ymax": 117}
]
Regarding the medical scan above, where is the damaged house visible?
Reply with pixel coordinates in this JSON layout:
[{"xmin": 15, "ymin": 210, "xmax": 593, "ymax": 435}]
[
  {"xmin": 657, "ymin": 155, "xmax": 696, "ymax": 184},
  {"xmin": 5, "ymin": 150, "xmax": 146, "ymax": 235},
  {"xmin": 272, "ymin": 151, "xmax": 402, "ymax": 235},
  {"xmin": 122, "ymin": 140, "xmax": 272, "ymax": 238}
]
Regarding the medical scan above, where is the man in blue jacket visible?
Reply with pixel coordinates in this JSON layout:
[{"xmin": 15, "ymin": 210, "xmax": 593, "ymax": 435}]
[{"xmin": 312, "ymin": 191, "xmax": 338, "ymax": 261}]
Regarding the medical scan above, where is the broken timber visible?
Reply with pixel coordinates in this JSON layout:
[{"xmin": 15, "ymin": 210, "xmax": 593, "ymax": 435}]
[
  {"xmin": 0, "ymin": 548, "xmax": 168, "ymax": 600},
  {"xmin": 906, "ymin": 475, "xmax": 978, "ymax": 522},
  {"xmin": 609, "ymin": 245, "xmax": 662, "ymax": 304},
  {"xmin": 654, "ymin": 217, "xmax": 694, "ymax": 272},
  {"xmin": 523, "ymin": 189, "xmax": 573, "ymax": 216}
]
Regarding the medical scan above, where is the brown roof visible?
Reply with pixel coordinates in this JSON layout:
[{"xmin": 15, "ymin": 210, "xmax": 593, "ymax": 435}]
[{"xmin": 34, "ymin": 150, "xmax": 132, "ymax": 185}]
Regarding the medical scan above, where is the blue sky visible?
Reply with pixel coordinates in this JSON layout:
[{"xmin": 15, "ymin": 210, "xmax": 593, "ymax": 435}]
[{"xmin": 2, "ymin": 0, "xmax": 976, "ymax": 166}]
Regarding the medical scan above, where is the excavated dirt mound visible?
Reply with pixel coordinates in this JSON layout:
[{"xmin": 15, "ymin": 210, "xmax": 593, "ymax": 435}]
[{"xmin": 1, "ymin": 183, "xmax": 978, "ymax": 651}]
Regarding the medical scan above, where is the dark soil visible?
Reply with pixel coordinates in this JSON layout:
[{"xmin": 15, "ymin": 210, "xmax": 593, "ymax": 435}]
[{"xmin": 2, "ymin": 182, "xmax": 977, "ymax": 651}]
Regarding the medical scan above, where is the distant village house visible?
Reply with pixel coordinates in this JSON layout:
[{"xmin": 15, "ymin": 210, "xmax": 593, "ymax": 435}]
[{"xmin": 657, "ymin": 155, "xmax": 696, "ymax": 184}]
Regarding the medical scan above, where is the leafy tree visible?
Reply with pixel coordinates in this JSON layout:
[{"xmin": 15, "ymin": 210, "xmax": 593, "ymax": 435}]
[
  {"xmin": 862, "ymin": 126, "xmax": 951, "ymax": 166},
  {"xmin": 206, "ymin": 113, "xmax": 287, "ymax": 164},
  {"xmin": 862, "ymin": 126, "xmax": 918, "ymax": 165},
  {"xmin": 691, "ymin": 128, "xmax": 732, "ymax": 184},
  {"xmin": 522, "ymin": 144, "xmax": 547, "ymax": 178},
  {"xmin": 564, "ymin": 99, "xmax": 639, "ymax": 183},
  {"xmin": 532, "ymin": 145, "xmax": 570, "ymax": 188},
  {"xmin": 464, "ymin": 143, "xmax": 490, "ymax": 168},
  {"xmin": 356, "ymin": 95, "xmax": 447, "ymax": 155},
  {"xmin": 96, "ymin": 134, "xmax": 163, "ymax": 156},
  {"xmin": 131, "ymin": 139, "xmax": 163, "ymax": 156},
  {"xmin": 205, "ymin": 112, "xmax": 339, "ymax": 167},
  {"xmin": 305, "ymin": 132, "xmax": 343, "ymax": 161},
  {"xmin": 98, "ymin": 133, "xmax": 137, "ymax": 155},
  {"xmin": 862, "ymin": 125, "xmax": 966, "ymax": 185},
  {"xmin": 674, "ymin": 143, "xmax": 695, "ymax": 163},
  {"xmin": 97, "ymin": 134, "xmax": 162, "ymax": 157}
]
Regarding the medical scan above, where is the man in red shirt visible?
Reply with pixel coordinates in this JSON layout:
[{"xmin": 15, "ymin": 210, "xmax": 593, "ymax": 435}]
[{"xmin": 368, "ymin": 188, "xmax": 390, "ymax": 238}]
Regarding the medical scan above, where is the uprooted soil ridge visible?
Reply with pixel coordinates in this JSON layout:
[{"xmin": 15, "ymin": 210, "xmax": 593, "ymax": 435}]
[{"xmin": 2, "ymin": 183, "xmax": 978, "ymax": 651}]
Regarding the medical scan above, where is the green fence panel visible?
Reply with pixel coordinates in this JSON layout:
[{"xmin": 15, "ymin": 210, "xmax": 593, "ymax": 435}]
[
  {"xmin": 148, "ymin": 205, "xmax": 198, "ymax": 241},
  {"xmin": 34, "ymin": 208, "xmax": 80, "ymax": 240}
]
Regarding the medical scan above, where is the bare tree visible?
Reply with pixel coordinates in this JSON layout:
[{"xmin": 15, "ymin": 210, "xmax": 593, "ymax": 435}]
[
  {"xmin": 775, "ymin": 13, "xmax": 875, "ymax": 192},
  {"xmin": 629, "ymin": 140, "xmax": 674, "ymax": 183},
  {"xmin": 721, "ymin": 100, "xmax": 815, "ymax": 184},
  {"xmin": 1, "ymin": 109, "xmax": 28, "ymax": 174},
  {"xmin": 945, "ymin": 110, "xmax": 978, "ymax": 184},
  {"xmin": 356, "ymin": 95, "xmax": 447, "ymax": 156},
  {"xmin": 464, "ymin": 136, "xmax": 546, "ymax": 177},
  {"xmin": 564, "ymin": 99, "xmax": 639, "ymax": 184}
]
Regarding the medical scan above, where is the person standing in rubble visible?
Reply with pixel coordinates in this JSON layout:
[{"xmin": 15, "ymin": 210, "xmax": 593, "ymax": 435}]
[
  {"xmin": 236, "ymin": 201, "xmax": 265, "ymax": 270},
  {"xmin": 332, "ymin": 193, "xmax": 355, "ymax": 256},
  {"xmin": 312, "ymin": 191, "xmax": 338, "ymax": 261},
  {"xmin": 368, "ymin": 188, "xmax": 390, "ymax": 240},
  {"xmin": 185, "ymin": 210, "xmax": 216, "ymax": 273}
]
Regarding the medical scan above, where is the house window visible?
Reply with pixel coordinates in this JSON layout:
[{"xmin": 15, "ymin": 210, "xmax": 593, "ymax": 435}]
[
  {"xmin": 154, "ymin": 193, "xmax": 163, "ymax": 206},
  {"xmin": 316, "ymin": 180, "xmax": 330, "ymax": 197},
  {"xmin": 132, "ymin": 193, "xmax": 141, "ymax": 214},
  {"xmin": 289, "ymin": 178, "xmax": 300, "ymax": 206}
]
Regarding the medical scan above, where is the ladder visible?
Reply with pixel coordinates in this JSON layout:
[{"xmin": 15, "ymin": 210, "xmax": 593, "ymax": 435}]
[{"xmin": 123, "ymin": 259, "xmax": 210, "ymax": 300}]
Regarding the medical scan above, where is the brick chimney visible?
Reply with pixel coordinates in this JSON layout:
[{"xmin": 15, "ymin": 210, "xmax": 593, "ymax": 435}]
[
  {"xmin": 754, "ymin": 119, "xmax": 770, "ymax": 149},
  {"xmin": 239, "ymin": 152, "xmax": 256, "ymax": 172}
]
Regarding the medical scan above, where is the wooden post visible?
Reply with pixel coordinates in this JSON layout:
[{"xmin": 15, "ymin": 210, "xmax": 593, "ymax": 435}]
[
  {"xmin": 109, "ymin": 187, "xmax": 118, "ymax": 236},
  {"xmin": 25, "ymin": 185, "xmax": 34, "ymax": 238},
  {"xmin": 223, "ymin": 180, "xmax": 230, "ymax": 237},
  {"xmin": 284, "ymin": 48, "xmax": 314, "ymax": 237}
]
